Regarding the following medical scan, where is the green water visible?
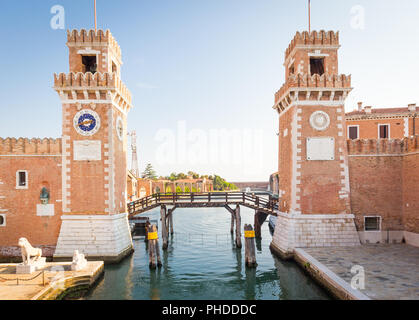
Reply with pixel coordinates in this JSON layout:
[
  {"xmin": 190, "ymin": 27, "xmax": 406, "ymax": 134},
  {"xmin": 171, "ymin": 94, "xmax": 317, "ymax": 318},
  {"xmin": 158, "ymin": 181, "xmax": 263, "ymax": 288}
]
[{"xmin": 86, "ymin": 207, "xmax": 330, "ymax": 300}]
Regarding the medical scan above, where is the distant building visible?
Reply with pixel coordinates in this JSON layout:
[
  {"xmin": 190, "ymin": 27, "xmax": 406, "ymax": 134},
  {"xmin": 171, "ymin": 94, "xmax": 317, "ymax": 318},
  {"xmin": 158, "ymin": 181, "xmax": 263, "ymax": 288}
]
[{"xmin": 346, "ymin": 103, "xmax": 419, "ymax": 140}]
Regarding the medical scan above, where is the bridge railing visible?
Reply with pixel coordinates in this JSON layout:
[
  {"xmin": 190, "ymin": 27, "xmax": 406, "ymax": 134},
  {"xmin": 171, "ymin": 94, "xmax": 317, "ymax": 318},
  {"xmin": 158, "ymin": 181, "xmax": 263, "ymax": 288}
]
[{"xmin": 127, "ymin": 192, "xmax": 279, "ymax": 215}]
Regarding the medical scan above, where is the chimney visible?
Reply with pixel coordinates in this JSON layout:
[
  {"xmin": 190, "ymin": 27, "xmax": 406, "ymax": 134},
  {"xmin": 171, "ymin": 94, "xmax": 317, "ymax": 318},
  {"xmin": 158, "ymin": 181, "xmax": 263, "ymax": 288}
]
[
  {"xmin": 365, "ymin": 106, "xmax": 372, "ymax": 114},
  {"xmin": 408, "ymin": 103, "xmax": 416, "ymax": 112},
  {"xmin": 357, "ymin": 102, "xmax": 363, "ymax": 112}
]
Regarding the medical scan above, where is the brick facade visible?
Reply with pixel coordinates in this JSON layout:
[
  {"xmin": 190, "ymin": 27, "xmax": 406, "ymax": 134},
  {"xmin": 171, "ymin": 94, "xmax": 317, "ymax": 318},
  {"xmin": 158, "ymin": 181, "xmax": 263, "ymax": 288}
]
[
  {"xmin": 346, "ymin": 104, "xmax": 419, "ymax": 140},
  {"xmin": 0, "ymin": 29, "xmax": 134, "ymax": 262},
  {"xmin": 0, "ymin": 139, "xmax": 63, "ymax": 248},
  {"xmin": 271, "ymin": 30, "xmax": 360, "ymax": 256},
  {"xmin": 347, "ymin": 137, "xmax": 419, "ymax": 246},
  {"xmin": 270, "ymin": 30, "xmax": 419, "ymax": 254}
]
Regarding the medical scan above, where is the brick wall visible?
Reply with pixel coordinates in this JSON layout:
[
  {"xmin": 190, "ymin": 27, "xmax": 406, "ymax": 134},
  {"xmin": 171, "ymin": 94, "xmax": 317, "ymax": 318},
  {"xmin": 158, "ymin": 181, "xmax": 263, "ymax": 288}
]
[
  {"xmin": 348, "ymin": 137, "xmax": 419, "ymax": 235},
  {"xmin": 0, "ymin": 153, "xmax": 63, "ymax": 247},
  {"xmin": 298, "ymin": 105, "xmax": 350, "ymax": 215},
  {"xmin": 277, "ymin": 106, "xmax": 293, "ymax": 212},
  {"xmin": 402, "ymin": 137, "xmax": 419, "ymax": 234}
]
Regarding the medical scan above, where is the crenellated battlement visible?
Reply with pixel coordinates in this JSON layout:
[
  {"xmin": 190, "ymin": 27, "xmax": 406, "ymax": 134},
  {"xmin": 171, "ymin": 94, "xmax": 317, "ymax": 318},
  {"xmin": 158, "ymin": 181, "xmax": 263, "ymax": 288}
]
[
  {"xmin": 285, "ymin": 30, "xmax": 340, "ymax": 60},
  {"xmin": 67, "ymin": 29, "xmax": 121, "ymax": 61},
  {"xmin": 274, "ymin": 73, "xmax": 351, "ymax": 105},
  {"xmin": 54, "ymin": 72, "xmax": 132, "ymax": 107},
  {"xmin": 0, "ymin": 138, "xmax": 62, "ymax": 155},
  {"xmin": 347, "ymin": 136, "xmax": 419, "ymax": 156}
]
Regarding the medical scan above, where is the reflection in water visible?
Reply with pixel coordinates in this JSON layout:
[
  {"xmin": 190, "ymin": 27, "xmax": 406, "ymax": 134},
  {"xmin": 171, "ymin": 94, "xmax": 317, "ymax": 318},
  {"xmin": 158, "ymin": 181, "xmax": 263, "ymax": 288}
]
[
  {"xmin": 87, "ymin": 207, "xmax": 330, "ymax": 300},
  {"xmin": 255, "ymin": 238, "xmax": 262, "ymax": 252},
  {"xmin": 245, "ymin": 267, "xmax": 256, "ymax": 300}
]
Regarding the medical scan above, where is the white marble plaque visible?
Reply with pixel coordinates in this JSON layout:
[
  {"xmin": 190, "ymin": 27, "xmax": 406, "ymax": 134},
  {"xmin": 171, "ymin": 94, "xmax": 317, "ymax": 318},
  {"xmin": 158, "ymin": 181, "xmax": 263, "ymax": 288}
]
[
  {"xmin": 36, "ymin": 204, "xmax": 55, "ymax": 217},
  {"xmin": 306, "ymin": 137, "xmax": 335, "ymax": 161},
  {"xmin": 74, "ymin": 140, "xmax": 102, "ymax": 161}
]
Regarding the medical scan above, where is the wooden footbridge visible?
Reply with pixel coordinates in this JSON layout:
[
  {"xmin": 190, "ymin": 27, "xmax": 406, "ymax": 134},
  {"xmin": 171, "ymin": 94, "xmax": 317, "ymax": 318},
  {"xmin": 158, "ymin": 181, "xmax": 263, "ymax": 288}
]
[
  {"xmin": 128, "ymin": 192, "xmax": 278, "ymax": 216},
  {"xmin": 128, "ymin": 192, "xmax": 279, "ymax": 260}
]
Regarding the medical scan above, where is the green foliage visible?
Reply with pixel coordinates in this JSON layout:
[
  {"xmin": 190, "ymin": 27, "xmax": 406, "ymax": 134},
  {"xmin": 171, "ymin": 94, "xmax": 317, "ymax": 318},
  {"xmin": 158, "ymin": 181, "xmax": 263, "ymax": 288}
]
[
  {"xmin": 161, "ymin": 171, "xmax": 237, "ymax": 192},
  {"xmin": 141, "ymin": 164, "xmax": 158, "ymax": 180},
  {"xmin": 187, "ymin": 171, "xmax": 200, "ymax": 179},
  {"xmin": 166, "ymin": 186, "xmax": 172, "ymax": 193},
  {"xmin": 176, "ymin": 186, "xmax": 183, "ymax": 193},
  {"xmin": 212, "ymin": 175, "xmax": 238, "ymax": 191}
]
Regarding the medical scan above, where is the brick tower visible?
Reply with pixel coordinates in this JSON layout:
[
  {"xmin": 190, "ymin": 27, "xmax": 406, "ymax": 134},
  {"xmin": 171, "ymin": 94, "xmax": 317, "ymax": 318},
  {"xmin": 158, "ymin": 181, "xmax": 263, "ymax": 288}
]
[
  {"xmin": 270, "ymin": 31, "xmax": 360, "ymax": 259},
  {"xmin": 53, "ymin": 29, "xmax": 133, "ymax": 262}
]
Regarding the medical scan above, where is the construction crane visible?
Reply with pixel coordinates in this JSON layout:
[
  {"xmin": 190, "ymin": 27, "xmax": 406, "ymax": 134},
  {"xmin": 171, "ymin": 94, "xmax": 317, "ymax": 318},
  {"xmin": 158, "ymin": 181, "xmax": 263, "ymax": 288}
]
[{"xmin": 129, "ymin": 131, "xmax": 139, "ymax": 178}]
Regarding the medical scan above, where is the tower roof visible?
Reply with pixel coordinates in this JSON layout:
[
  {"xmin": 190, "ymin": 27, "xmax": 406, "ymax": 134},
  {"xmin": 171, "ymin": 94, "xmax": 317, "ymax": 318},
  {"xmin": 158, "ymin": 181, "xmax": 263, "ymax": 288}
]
[
  {"xmin": 285, "ymin": 30, "xmax": 340, "ymax": 60},
  {"xmin": 67, "ymin": 29, "xmax": 122, "ymax": 62}
]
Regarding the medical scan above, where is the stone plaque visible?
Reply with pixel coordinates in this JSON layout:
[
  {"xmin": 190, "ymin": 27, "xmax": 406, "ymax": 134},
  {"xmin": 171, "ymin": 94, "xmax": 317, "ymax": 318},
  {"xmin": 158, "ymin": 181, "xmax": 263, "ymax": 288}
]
[
  {"xmin": 306, "ymin": 137, "xmax": 335, "ymax": 161},
  {"xmin": 36, "ymin": 204, "xmax": 55, "ymax": 217},
  {"xmin": 74, "ymin": 140, "xmax": 102, "ymax": 161}
]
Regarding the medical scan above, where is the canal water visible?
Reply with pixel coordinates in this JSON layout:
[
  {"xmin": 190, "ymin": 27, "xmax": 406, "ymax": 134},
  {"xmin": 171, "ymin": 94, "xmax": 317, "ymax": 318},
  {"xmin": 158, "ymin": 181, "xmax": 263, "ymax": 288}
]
[{"xmin": 86, "ymin": 206, "xmax": 330, "ymax": 300}]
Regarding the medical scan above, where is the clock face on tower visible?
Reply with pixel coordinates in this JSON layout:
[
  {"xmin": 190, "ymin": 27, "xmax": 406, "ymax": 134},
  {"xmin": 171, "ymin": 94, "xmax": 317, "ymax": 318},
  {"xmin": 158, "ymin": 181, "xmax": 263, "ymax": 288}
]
[
  {"xmin": 116, "ymin": 116, "xmax": 124, "ymax": 141},
  {"xmin": 73, "ymin": 109, "xmax": 101, "ymax": 136}
]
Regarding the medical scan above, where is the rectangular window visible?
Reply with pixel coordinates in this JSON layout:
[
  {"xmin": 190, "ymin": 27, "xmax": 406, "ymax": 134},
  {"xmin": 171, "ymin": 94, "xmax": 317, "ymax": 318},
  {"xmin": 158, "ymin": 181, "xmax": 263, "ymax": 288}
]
[
  {"xmin": 112, "ymin": 61, "xmax": 118, "ymax": 74},
  {"xmin": 19, "ymin": 172, "xmax": 26, "ymax": 186},
  {"xmin": 16, "ymin": 170, "xmax": 28, "ymax": 189},
  {"xmin": 348, "ymin": 126, "xmax": 359, "ymax": 140},
  {"xmin": 310, "ymin": 58, "xmax": 325, "ymax": 76},
  {"xmin": 379, "ymin": 124, "xmax": 390, "ymax": 139},
  {"xmin": 289, "ymin": 64, "xmax": 295, "ymax": 75},
  {"xmin": 82, "ymin": 55, "xmax": 97, "ymax": 74},
  {"xmin": 365, "ymin": 217, "xmax": 381, "ymax": 231}
]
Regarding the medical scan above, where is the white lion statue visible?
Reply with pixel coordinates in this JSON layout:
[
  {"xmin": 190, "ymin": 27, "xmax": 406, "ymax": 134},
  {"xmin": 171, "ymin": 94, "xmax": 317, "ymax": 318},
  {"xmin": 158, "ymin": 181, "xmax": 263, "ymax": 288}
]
[
  {"xmin": 71, "ymin": 250, "xmax": 87, "ymax": 271},
  {"xmin": 18, "ymin": 238, "xmax": 43, "ymax": 265}
]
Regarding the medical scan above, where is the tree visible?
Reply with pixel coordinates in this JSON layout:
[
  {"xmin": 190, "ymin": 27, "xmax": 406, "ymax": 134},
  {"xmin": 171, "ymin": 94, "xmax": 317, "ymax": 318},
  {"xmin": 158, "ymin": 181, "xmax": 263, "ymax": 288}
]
[
  {"xmin": 187, "ymin": 171, "xmax": 200, "ymax": 179},
  {"xmin": 141, "ymin": 164, "xmax": 157, "ymax": 180},
  {"xmin": 177, "ymin": 173, "xmax": 187, "ymax": 180},
  {"xmin": 167, "ymin": 173, "xmax": 179, "ymax": 181},
  {"xmin": 212, "ymin": 175, "xmax": 238, "ymax": 191}
]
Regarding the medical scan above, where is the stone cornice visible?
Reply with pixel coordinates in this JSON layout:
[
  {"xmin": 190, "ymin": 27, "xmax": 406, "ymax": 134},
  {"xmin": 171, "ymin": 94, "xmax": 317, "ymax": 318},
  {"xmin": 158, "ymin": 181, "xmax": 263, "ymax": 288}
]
[{"xmin": 53, "ymin": 72, "xmax": 133, "ymax": 113}]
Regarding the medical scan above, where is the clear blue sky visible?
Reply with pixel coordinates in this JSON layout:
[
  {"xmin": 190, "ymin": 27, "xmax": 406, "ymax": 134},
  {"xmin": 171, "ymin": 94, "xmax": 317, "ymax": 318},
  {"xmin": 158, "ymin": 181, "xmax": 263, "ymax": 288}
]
[{"xmin": 0, "ymin": 0, "xmax": 418, "ymax": 181}]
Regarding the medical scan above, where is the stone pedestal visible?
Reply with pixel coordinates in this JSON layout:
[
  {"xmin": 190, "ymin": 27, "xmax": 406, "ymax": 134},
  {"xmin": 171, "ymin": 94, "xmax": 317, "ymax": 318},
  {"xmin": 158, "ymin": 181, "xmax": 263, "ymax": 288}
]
[
  {"xmin": 270, "ymin": 212, "xmax": 360, "ymax": 259},
  {"xmin": 16, "ymin": 257, "xmax": 47, "ymax": 274},
  {"xmin": 54, "ymin": 213, "xmax": 133, "ymax": 263}
]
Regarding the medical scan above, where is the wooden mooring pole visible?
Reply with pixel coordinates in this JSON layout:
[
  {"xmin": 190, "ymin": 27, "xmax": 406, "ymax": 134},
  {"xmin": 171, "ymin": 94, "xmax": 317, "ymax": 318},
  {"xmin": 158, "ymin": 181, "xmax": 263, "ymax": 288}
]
[
  {"xmin": 231, "ymin": 211, "xmax": 235, "ymax": 234},
  {"xmin": 224, "ymin": 205, "xmax": 236, "ymax": 235},
  {"xmin": 235, "ymin": 205, "xmax": 242, "ymax": 249},
  {"xmin": 254, "ymin": 211, "xmax": 269, "ymax": 239},
  {"xmin": 145, "ymin": 220, "xmax": 151, "ymax": 242},
  {"xmin": 160, "ymin": 205, "xmax": 168, "ymax": 250},
  {"xmin": 244, "ymin": 224, "xmax": 257, "ymax": 268},
  {"xmin": 148, "ymin": 224, "xmax": 162, "ymax": 269},
  {"xmin": 168, "ymin": 207, "xmax": 175, "ymax": 235}
]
